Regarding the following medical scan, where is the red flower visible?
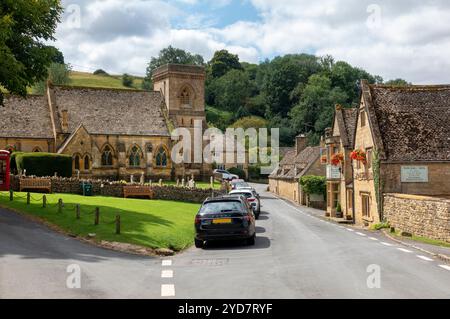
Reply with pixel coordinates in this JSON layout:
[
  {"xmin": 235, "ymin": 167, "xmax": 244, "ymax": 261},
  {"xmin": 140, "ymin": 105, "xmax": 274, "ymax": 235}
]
[
  {"xmin": 331, "ymin": 153, "xmax": 344, "ymax": 166},
  {"xmin": 350, "ymin": 149, "xmax": 366, "ymax": 163}
]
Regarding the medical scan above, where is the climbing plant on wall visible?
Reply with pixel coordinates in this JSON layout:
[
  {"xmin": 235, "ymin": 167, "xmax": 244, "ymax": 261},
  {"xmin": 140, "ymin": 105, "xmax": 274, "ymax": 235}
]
[{"xmin": 372, "ymin": 149, "xmax": 383, "ymax": 221}]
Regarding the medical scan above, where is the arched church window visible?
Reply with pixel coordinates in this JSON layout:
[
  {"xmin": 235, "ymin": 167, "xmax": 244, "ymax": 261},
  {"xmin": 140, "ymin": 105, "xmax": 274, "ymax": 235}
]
[
  {"xmin": 180, "ymin": 87, "xmax": 191, "ymax": 107},
  {"xmin": 101, "ymin": 146, "xmax": 113, "ymax": 166},
  {"xmin": 84, "ymin": 155, "xmax": 90, "ymax": 170},
  {"xmin": 129, "ymin": 146, "xmax": 141, "ymax": 167},
  {"xmin": 74, "ymin": 155, "xmax": 80, "ymax": 170},
  {"xmin": 155, "ymin": 146, "xmax": 168, "ymax": 167}
]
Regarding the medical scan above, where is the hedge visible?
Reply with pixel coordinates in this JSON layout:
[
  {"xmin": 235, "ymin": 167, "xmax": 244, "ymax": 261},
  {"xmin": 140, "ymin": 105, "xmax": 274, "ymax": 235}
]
[
  {"xmin": 299, "ymin": 175, "xmax": 326, "ymax": 197},
  {"xmin": 228, "ymin": 167, "xmax": 246, "ymax": 179},
  {"xmin": 14, "ymin": 152, "xmax": 72, "ymax": 177}
]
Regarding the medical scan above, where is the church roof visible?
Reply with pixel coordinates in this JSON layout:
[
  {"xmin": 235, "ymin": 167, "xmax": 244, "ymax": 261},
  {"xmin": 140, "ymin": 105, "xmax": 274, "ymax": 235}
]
[
  {"xmin": 51, "ymin": 85, "xmax": 170, "ymax": 136},
  {"xmin": 362, "ymin": 81, "xmax": 450, "ymax": 162},
  {"xmin": 0, "ymin": 95, "xmax": 54, "ymax": 139}
]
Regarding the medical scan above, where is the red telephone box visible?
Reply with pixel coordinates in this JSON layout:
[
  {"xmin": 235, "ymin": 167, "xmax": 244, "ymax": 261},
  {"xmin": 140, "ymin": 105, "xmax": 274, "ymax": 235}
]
[{"xmin": 0, "ymin": 150, "xmax": 11, "ymax": 191}]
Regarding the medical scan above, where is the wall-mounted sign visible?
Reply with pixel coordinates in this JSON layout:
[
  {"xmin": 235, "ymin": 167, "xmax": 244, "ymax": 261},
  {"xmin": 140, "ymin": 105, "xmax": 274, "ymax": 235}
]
[
  {"xmin": 327, "ymin": 165, "xmax": 341, "ymax": 179},
  {"xmin": 401, "ymin": 166, "xmax": 428, "ymax": 183}
]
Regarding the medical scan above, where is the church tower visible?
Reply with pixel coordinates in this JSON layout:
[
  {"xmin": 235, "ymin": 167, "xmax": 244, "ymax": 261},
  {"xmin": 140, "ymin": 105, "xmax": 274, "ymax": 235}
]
[
  {"xmin": 152, "ymin": 64, "xmax": 206, "ymax": 129},
  {"xmin": 152, "ymin": 64, "xmax": 209, "ymax": 179}
]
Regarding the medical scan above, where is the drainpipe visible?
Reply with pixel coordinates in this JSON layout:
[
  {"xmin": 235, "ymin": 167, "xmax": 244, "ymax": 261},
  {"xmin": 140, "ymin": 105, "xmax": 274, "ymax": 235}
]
[{"xmin": 351, "ymin": 162, "xmax": 356, "ymax": 224}]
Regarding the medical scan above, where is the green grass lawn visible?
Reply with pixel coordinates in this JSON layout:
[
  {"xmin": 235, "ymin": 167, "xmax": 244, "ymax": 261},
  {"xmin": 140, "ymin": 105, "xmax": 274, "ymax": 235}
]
[
  {"xmin": 390, "ymin": 229, "xmax": 450, "ymax": 248},
  {"xmin": 0, "ymin": 191, "xmax": 200, "ymax": 251}
]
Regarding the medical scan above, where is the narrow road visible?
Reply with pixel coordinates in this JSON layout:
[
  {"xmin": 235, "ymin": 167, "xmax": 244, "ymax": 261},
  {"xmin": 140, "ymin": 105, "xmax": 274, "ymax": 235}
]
[{"xmin": 1, "ymin": 184, "xmax": 449, "ymax": 298}]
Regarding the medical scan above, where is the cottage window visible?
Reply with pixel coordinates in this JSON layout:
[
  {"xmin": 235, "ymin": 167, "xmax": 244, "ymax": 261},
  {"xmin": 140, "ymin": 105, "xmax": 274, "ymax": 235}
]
[
  {"xmin": 101, "ymin": 146, "xmax": 113, "ymax": 166},
  {"xmin": 361, "ymin": 193, "xmax": 370, "ymax": 217},
  {"xmin": 74, "ymin": 155, "xmax": 80, "ymax": 170},
  {"xmin": 129, "ymin": 146, "xmax": 141, "ymax": 167},
  {"xmin": 360, "ymin": 110, "xmax": 366, "ymax": 127},
  {"xmin": 84, "ymin": 155, "xmax": 90, "ymax": 170},
  {"xmin": 156, "ymin": 147, "xmax": 168, "ymax": 167}
]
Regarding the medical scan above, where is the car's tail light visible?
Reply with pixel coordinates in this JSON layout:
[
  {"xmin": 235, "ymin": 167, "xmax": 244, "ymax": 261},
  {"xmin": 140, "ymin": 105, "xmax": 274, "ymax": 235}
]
[
  {"xmin": 247, "ymin": 198, "xmax": 255, "ymax": 202},
  {"xmin": 195, "ymin": 216, "xmax": 201, "ymax": 224},
  {"xmin": 243, "ymin": 213, "xmax": 253, "ymax": 221}
]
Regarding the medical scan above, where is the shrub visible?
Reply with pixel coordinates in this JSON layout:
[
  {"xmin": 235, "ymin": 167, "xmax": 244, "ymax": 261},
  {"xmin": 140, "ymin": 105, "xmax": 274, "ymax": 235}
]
[
  {"xmin": 370, "ymin": 221, "xmax": 391, "ymax": 231},
  {"xmin": 122, "ymin": 73, "xmax": 134, "ymax": 87},
  {"xmin": 228, "ymin": 167, "xmax": 246, "ymax": 179},
  {"xmin": 15, "ymin": 152, "xmax": 72, "ymax": 177},
  {"xmin": 93, "ymin": 69, "xmax": 109, "ymax": 76},
  {"xmin": 299, "ymin": 175, "xmax": 326, "ymax": 197}
]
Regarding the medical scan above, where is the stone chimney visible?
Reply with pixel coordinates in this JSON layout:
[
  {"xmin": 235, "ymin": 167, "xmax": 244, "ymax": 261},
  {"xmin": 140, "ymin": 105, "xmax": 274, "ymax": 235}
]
[
  {"xmin": 295, "ymin": 134, "xmax": 308, "ymax": 155},
  {"xmin": 61, "ymin": 110, "xmax": 69, "ymax": 133}
]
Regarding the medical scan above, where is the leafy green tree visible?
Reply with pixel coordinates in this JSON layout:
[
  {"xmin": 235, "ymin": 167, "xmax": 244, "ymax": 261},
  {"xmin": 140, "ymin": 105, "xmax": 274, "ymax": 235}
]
[
  {"xmin": 208, "ymin": 50, "xmax": 242, "ymax": 78},
  {"xmin": 0, "ymin": 0, "xmax": 63, "ymax": 105},
  {"xmin": 122, "ymin": 73, "xmax": 134, "ymax": 88},
  {"xmin": 32, "ymin": 62, "xmax": 72, "ymax": 94},
  {"xmin": 145, "ymin": 45, "xmax": 204, "ymax": 79},
  {"xmin": 141, "ymin": 78, "xmax": 152, "ymax": 91},
  {"xmin": 231, "ymin": 116, "xmax": 268, "ymax": 130},
  {"xmin": 262, "ymin": 54, "xmax": 321, "ymax": 117},
  {"xmin": 289, "ymin": 74, "xmax": 347, "ymax": 139},
  {"xmin": 93, "ymin": 69, "xmax": 109, "ymax": 76},
  {"xmin": 211, "ymin": 69, "xmax": 253, "ymax": 112},
  {"xmin": 48, "ymin": 46, "xmax": 64, "ymax": 64}
]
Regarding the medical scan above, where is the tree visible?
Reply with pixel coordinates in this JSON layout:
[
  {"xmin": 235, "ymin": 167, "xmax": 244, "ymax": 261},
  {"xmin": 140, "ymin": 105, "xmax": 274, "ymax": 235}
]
[
  {"xmin": 141, "ymin": 78, "xmax": 152, "ymax": 91},
  {"xmin": 208, "ymin": 50, "xmax": 242, "ymax": 78},
  {"xmin": 231, "ymin": 116, "xmax": 268, "ymax": 130},
  {"xmin": 122, "ymin": 73, "xmax": 134, "ymax": 88},
  {"xmin": 289, "ymin": 74, "xmax": 347, "ymax": 140},
  {"xmin": 262, "ymin": 54, "xmax": 321, "ymax": 117},
  {"xmin": 211, "ymin": 69, "xmax": 253, "ymax": 112},
  {"xmin": 145, "ymin": 46, "xmax": 204, "ymax": 79},
  {"xmin": 48, "ymin": 46, "xmax": 64, "ymax": 64},
  {"xmin": 93, "ymin": 69, "xmax": 109, "ymax": 76},
  {"xmin": 0, "ymin": 0, "xmax": 63, "ymax": 105},
  {"xmin": 32, "ymin": 62, "xmax": 72, "ymax": 94}
]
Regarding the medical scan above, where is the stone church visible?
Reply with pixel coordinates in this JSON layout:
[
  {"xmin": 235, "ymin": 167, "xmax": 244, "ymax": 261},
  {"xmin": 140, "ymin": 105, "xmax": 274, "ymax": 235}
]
[{"xmin": 0, "ymin": 64, "xmax": 219, "ymax": 180}]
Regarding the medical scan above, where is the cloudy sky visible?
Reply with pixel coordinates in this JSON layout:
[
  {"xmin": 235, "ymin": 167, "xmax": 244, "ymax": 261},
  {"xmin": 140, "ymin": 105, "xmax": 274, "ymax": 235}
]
[{"xmin": 55, "ymin": 0, "xmax": 450, "ymax": 83}]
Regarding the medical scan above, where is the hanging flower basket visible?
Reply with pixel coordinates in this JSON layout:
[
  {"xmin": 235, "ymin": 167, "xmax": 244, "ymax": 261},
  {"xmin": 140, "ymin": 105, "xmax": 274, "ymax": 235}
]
[
  {"xmin": 350, "ymin": 149, "xmax": 366, "ymax": 163},
  {"xmin": 321, "ymin": 155, "xmax": 327, "ymax": 164},
  {"xmin": 331, "ymin": 153, "xmax": 344, "ymax": 166}
]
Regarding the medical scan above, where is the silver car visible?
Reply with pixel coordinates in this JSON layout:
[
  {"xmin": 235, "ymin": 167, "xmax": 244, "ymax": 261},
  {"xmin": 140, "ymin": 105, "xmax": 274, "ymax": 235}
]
[{"xmin": 229, "ymin": 189, "xmax": 261, "ymax": 218}]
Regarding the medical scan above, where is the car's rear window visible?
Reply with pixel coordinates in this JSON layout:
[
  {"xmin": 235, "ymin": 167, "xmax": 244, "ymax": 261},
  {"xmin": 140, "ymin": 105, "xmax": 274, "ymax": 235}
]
[
  {"xmin": 200, "ymin": 201, "xmax": 245, "ymax": 214},
  {"xmin": 232, "ymin": 192, "xmax": 252, "ymax": 198}
]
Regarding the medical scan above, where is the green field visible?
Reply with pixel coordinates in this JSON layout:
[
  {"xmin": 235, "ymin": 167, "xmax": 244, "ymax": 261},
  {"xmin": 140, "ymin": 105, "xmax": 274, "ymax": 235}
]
[
  {"xmin": 69, "ymin": 71, "xmax": 145, "ymax": 90},
  {"xmin": 0, "ymin": 191, "xmax": 200, "ymax": 251}
]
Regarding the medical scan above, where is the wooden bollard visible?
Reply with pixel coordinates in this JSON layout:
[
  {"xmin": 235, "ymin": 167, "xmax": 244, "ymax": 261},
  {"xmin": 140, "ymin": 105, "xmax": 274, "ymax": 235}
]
[
  {"xmin": 76, "ymin": 204, "xmax": 80, "ymax": 219},
  {"xmin": 58, "ymin": 199, "xmax": 63, "ymax": 213},
  {"xmin": 27, "ymin": 192, "xmax": 30, "ymax": 205},
  {"xmin": 115, "ymin": 215, "xmax": 121, "ymax": 234},
  {"xmin": 9, "ymin": 190, "xmax": 13, "ymax": 201},
  {"xmin": 95, "ymin": 207, "xmax": 99, "ymax": 225},
  {"xmin": 210, "ymin": 176, "xmax": 214, "ymax": 189},
  {"xmin": 43, "ymin": 195, "xmax": 46, "ymax": 208},
  {"xmin": 159, "ymin": 179, "xmax": 162, "ymax": 186}
]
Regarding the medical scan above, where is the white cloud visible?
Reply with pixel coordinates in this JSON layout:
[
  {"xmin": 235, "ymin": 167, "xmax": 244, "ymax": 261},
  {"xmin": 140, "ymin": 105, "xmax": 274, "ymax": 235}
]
[{"xmin": 53, "ymin": 0, "xmax": 450, "ymax": 83}]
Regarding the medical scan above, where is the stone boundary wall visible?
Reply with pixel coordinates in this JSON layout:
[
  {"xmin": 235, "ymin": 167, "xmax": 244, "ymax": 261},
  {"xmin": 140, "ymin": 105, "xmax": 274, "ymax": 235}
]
[
  {"xmin": 383, "ymin": 193, "xmax": 450, "ymax": 242},
  {"xmin": 10, "ymin": 175, "xmax": 225, "ymax": 204}
]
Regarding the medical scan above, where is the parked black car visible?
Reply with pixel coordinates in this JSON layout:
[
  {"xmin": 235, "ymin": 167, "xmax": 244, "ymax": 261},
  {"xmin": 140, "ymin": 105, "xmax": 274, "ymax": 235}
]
[{"xmin": 194, "ymin": 195, "xmax": 256, "ymax": 248}]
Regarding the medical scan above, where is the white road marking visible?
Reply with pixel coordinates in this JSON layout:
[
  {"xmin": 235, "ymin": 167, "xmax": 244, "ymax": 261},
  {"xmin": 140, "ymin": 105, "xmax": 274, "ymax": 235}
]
[
  {"xmin": 381, "ymin": 242, "xmax": 394, "ymax": 247},
  {"xmin": 397, "ymin": 248, "xmax": 412, "ymax": 253},
  {"xmin": 417, "ymin": 255, "xmax": 433, "ymax": 261},
  {"xmin": 438, "ymin": 265, "xmax": 450, "ymax": 271},
  {"xmin": 162, "ymin": 260, "xmax": 172, "ymax": 266},
  {"xmin": 346, "ymin": 228, "xmax": 354, "ymax": 232},
  {"xmin": 368, "ymin": 237, "xmax": 378, "ymax": 241},
  {"xmin": 161, "ymin": 284, "xmax": 175, "ymax": 297},
  {"xmin": 161, "ymin": 270, "xmax": 173, "ymax": 278},
  {"xmin": 356, "ymin": 232, "xmax": 366, "ymax": 237}
]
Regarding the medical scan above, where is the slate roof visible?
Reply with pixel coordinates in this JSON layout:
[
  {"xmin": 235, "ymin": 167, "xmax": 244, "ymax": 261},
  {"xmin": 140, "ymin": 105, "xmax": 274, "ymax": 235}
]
[
  {"xmin": 270, "ymin": 146, "xmax": 321, "ymax": 179},
  {"xmin": 0, "ymin": 95, "xmax": 54, "ymax": 139},
  {"xmin": 363, "ymin": 82, "xmax": 450, "ymax": 162},
  {"xmin": 51, "ymin": 85, "xmax": 170, "ymax": 136},
  {"xmin": 341, "ymin": 108, "xmax": 358, "ymax": 149}
]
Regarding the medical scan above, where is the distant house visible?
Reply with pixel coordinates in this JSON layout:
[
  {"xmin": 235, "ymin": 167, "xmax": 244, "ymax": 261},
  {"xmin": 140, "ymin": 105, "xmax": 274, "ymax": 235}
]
[
  {"xmin": 269, "ymin": 135, "xmax": 326, "ymax": 208},
  {"xmin": 324, "ymin": 105, "xmax": 358, "ymax": 220},
  {"xmin": 352, "ymin": 81, "xmax": 450, "ymax": 229}
]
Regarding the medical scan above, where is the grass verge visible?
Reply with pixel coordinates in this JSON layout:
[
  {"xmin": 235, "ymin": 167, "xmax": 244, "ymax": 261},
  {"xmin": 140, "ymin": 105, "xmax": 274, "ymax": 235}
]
[
  {"xmin": 0, "ymin": 191, "xmax": 199, "ymax": 252},
  {"xmin": 389, "ymin": 229, "xmax": 450, "ymax": 248}
]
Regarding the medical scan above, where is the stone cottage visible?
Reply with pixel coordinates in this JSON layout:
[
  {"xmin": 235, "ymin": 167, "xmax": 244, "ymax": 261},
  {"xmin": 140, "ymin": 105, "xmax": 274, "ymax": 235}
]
[
  {"xmin": 351, "ymin": 80, "xmax": 450, "ymax": 234},
  {"xmin": 269, "ymin": 135, "xmax": 326, "ymax": 208},
  {"xmin": 324, "ymin": 104, "xmax": 358, "ymax": 220}
]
